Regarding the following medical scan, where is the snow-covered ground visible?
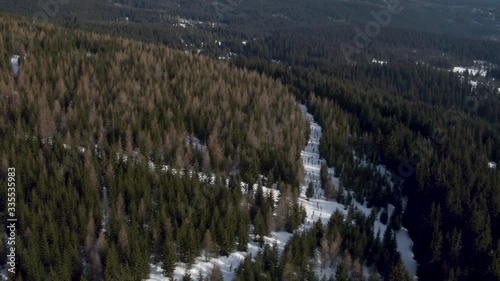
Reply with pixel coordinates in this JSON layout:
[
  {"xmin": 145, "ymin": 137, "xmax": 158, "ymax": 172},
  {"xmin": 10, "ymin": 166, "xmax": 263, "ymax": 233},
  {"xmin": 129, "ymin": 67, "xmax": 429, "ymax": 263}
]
[
  {"xmin": 148, "ymin": 245, "xmax": 258, "ymax": 281},
  {"xmin": 297, "ymin": 104, "xmax": 346, "ymax": 228},
  {"xmin": 146, "ymin": 232, "xmax": 292, "ymax": 281},
  {"xmin": 11, "ymin": 55, "xmax": 20, "ymax": 77},
  {"xmin": 372, "ymin": 58, "xmax": 388, "ymax": 65},
  {"xmin": 452, "ymin": 66, "xmax": 487, "ymax": 77},
  {"xmin": 186, "ymin": 135, "xmax": 207, "ymax": 154}
]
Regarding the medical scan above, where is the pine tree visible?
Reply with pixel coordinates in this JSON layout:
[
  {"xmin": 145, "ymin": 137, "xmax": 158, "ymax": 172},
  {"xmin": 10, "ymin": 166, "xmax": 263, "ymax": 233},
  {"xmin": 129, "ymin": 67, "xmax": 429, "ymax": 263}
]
[
  {"xmin": 324, "ymin": 179, "xmax": 336, "ymax": 200},
  {"xmin": 178, "ymin": 220, "xmax": 197, "ymax": 265},
  {"xmin": 469, "ymin": 198, "xmax": 493, "ymax": 254},
  {"xmin": 238, "ymin": 255, "xmax": 255, "ymax": 281},
  {"xmin": 282, "ymin": 262, "xmax": 299, "ymax": 281},
  {"xmin": 255, "ymin": 183, "xmax": 265, "ymax": 209},
  {"xmin": 337, "ymin": 185, "xmax": 345, "ymax": 204},
  {"xmin": 335, "ymin": 262, "xmax": 349, "ymax": 281},
  {"xmin": 285, "ymin": 202, "xmax": 306, "ymax": 232},
  {"xmin": 383, "ymin": 132, "xmax": 399, "ymax": 163},
  {"xmin": 380, "ymin": 208, "xmax": 388, "ymax": 225},
  {"xmin": 254, "ymin": 210, "xmax": 266, "ymax": 245},
  {"xmin": 387, "ymin": 260, "xmax": 412, "ymax": 281},
  {"xmin": 104, "ymin": 245, "xmax": 120, "ymax": 281},
  {"xmin": 429, "ymin": 203, "xmax": 443, "ymax": 263},
  {"xmin": 447, "ymin": 228, "xmax": 463, "ymax": 264},
  {"xmin": 488, "ymin": 239, "xmax": 500, "ymax": 280},
  {"xmin": 237, "ymin": 222, "xmax": 249, "ymax": 252},
  {"xmin": 379, "ymin": 226, "xmax": 399, "ymax": 276},
  {"xmin": 368, "ymin": 230, "xmax": 382, "ymax": 266},
  {"xmin": 330, "ymin": 235, "xmax": 341, "ymax": 266},
  {"xmin": 320, "ymin": 163, "xmax": 329, "ymax": 188},
  {"xmin": 389, "ymin": 207, "xmax": 401, "ymax": 231},
  {"xmin": 203, "ymin": 230, "xmax": 215, "ymax": 262},
  {"xmin": 306, "ymin": 182, "xmax": 314, "ymax": 200},
  {"xmin": 352, "ymin": 259, "xmax": 363, "ymax": 281},
  {"xmin": 276, "ymin": 192, "xmax": 289, "ymax": 231},
  {"xmin": 162, "ymin": 237, "xmax": 176, "ymax": 278},
  {"xmin": 210, "ymin": 265, "xmax": 223, "ymax": 281},
  {"xmin": 368, "ymin": 271, "xmax": 382, "ymax": 281},
  {"xmin": 117, "ymin": 224, "xmax": 130, "ymax": 260},
  {"xmin": 320, "ymin": 236, "xmax": 330, "ymax": 268}
]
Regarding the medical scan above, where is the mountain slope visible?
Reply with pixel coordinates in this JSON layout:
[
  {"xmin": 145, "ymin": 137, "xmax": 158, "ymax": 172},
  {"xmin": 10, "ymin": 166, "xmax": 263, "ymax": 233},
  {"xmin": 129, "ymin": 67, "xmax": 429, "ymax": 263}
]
[{"xmin": 0, "ymin": 15, "xmax": 308, "ymax": 281}]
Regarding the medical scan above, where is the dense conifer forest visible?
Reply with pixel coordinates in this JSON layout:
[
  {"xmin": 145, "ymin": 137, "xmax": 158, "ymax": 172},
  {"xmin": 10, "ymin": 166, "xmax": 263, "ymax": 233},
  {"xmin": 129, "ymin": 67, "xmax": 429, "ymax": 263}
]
[
  {"xmin": 0, "ymin": 0, "xmax": 499, "ymax": 280},
  {"xmin": 0, "ymin": 16, "xmax": 311, "ymax": 280},
  {"xmin": 230, "ymin": 36, "xmax": 500, "ymax": 281}
]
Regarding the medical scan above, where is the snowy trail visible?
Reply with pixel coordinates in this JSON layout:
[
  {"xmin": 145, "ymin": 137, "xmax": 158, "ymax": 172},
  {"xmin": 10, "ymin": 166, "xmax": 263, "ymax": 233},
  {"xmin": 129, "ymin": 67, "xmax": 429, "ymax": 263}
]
[
  {"xmin": 145, "ymin": 105, "xmax": 331, "ymax": 281},
  {"xmin": 298, "ymin": 104, "xmax": 347, "ymax": 227},
  {"xmin": 297, "ymin": 104, "xmax": 418, "ymax": 280},
  {"xmin": 145, "ymin": 104, "xmax": 417, "ymax": 280}
]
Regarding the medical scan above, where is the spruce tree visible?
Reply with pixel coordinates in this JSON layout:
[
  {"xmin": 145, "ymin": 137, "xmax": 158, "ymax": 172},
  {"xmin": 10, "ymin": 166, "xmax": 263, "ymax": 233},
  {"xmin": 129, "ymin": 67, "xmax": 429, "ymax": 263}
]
[
  {"xmin": 335, "ymin": 263, "xmax": 349, "ymax": 281},
  {"xmin": 324, "ymin": 179, "xmax": 336, "ymax": 200},
  {"xmin": 210, "ymin": 265, "xmax": 224, "ymax": 281},
  {"xmin": 178, "ymin": 221, "xmax": 197, "ymax": 265},
  {"xmin": 380, "ymin": 208, "xmax": 388, "ymax": 225},
  {"xmin": 254, "ymin": 210, "xmax": 266, "ymax": 245},
  {"xmin": 387, "ymin": 260, "xmax": 412, "ymax": 281},
  {"xmin": 162, "ymin": 237, "xmax": 176, "ymax": 278},
  {"xmin": 104, "ymin": 245, "xmax": 120, "ymax": 281},
  {"xmin": 306, "ymin": 182, "xmax": 314, "ymax": 200},
  {"xmin": 203, "ymin": 230, "xmax": 215, "ymax": 262},
  {"xmin": 368, "ymin": 271, "xmax": 383, "ymax": 281},
  {"xmin": 488, "ymin": 239, "xmax": 500, "ymax": 280},
  {"xmin": 429, "ymin": 203, "xmax": 443, "ymax": 263},
  {"xmin": 237, "ymin": 222, "xmax": 249, "ymax": 251}
]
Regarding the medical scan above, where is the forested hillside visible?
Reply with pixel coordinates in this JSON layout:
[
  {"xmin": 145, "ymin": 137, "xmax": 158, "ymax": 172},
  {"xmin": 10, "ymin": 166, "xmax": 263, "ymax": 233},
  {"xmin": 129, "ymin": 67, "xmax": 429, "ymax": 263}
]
[
  {"xmin": 0, "ymin": 0, "xmax": 500, "ymax": 278},
  {"xmin": 0, "ymin": 15, "xmax": 310, "ymax": 280}
]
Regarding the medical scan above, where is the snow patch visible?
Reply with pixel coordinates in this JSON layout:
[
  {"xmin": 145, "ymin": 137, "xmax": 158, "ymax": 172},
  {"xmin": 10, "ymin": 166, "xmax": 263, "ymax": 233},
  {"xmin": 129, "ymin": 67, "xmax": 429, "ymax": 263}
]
[
  {"xmin": 372, "ymin": 58, "xmax": 387, "ymax": 65},
  {"xmin": 11, "ymin": 55, "xmax": 20, "ymax": 77},
  {"xmin": 452, "ymin": 66, "xmax": 487, "ymax": 77},
  {"xmin": 397, "ymin": 227, "xmax": 417, "ymax": 278}
]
